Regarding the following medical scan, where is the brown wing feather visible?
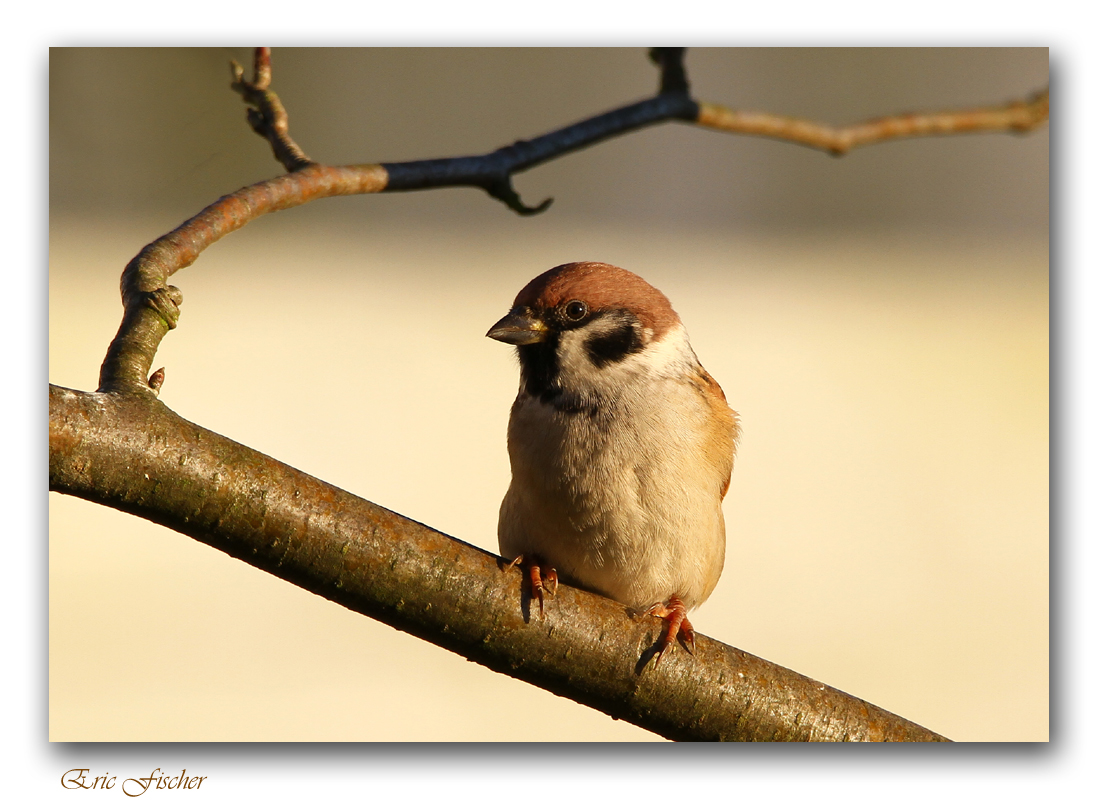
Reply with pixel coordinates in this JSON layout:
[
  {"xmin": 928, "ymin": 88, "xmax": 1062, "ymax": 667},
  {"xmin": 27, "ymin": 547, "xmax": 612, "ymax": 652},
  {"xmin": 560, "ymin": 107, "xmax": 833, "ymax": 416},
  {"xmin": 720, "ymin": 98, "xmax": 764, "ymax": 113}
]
[{"xmin": 695, "ymin": 365, "xmax": 739, "ymax": 500}]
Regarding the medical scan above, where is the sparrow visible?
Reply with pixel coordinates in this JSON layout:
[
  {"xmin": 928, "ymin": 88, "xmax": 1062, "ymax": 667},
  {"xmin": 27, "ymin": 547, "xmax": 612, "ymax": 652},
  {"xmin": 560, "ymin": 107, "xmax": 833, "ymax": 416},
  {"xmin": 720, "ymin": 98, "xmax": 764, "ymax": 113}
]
[{"xmin": 487, "ymin": 261, "xmax": 738, "ymax": 664}]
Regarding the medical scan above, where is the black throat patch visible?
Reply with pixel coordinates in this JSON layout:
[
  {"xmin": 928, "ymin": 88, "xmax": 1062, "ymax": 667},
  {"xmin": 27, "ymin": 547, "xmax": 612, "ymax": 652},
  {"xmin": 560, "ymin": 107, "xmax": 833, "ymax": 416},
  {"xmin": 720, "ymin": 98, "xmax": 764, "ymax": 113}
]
[
  {"xmin": 517, "ymin": 340, "xmax": 599, "ymax": 415},
  {"xmin": 518, "ymin": 337, "xmax": 561, "ymax": 403}
]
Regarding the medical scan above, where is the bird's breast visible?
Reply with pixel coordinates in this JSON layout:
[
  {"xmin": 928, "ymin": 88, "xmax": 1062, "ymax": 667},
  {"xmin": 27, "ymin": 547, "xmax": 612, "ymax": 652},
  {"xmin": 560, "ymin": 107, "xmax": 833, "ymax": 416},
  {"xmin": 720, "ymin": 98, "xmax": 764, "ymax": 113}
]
[{"xmin": 500, "ymin": 373, "xmax": 730, "ymax": 610}]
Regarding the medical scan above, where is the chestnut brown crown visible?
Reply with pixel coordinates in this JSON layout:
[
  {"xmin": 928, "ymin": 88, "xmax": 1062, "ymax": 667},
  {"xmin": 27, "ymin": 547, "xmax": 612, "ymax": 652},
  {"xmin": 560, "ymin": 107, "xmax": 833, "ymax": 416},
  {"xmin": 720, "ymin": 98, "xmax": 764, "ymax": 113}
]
[{"xmin": 509, "ymin": 261, "xmax": 681, "ymax": 339}]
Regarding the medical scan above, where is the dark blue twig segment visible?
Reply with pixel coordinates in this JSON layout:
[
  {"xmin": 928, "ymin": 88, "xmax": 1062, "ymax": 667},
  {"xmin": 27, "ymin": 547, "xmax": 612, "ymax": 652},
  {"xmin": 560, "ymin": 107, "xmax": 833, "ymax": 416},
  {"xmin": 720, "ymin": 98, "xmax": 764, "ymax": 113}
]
[{"xmin": 383, "ymin": 66, "xmax": 698, "ymax": 214}]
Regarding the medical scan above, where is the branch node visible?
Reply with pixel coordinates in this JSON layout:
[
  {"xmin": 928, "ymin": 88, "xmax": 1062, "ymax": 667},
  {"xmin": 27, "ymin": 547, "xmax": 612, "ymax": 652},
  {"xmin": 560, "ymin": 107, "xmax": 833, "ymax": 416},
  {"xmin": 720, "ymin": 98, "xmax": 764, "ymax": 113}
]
[
  {"xmin": 143, "ymin": 286, "xmax": 184, "ymax": 330},
  {"xmin": 98, "ymin": 283, "xmax": 184, "ymax": 395}
]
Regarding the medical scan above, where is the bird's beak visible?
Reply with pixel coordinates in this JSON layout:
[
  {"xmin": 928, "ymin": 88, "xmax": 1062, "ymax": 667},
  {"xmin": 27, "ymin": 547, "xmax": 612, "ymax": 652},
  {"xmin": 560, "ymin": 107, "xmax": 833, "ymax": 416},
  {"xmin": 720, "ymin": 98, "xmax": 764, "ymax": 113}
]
[{"xmin": 486, "ymin": 309, "xmax": 549, "ymax": 345}]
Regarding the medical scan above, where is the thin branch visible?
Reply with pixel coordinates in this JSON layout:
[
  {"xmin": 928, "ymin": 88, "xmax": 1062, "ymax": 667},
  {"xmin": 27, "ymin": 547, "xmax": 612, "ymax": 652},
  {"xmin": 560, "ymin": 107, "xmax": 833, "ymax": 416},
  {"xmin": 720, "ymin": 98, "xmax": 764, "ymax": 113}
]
[
  {"xmin": 697, "ymin": 88, "xmax": 1050, "ymax": 155},
  {"xmin": 382, "ymin": 48, "xmax": 698, "ymax": 213},
  {"xmin": 98, "ymin": 48, "xmax": 1047, "ymax": 397},
  {"xmin": 49, "ymin": 384, "xmax": 950, "ymax": 743},
  {"xmin": 381, "ymin": 92, "xmax": 696, "ymax": 214},
  {"xmin": 97, "ymin": 49, "xmax": 697, "ymax": 394},
  {"xmin": 97, "ymin": 163, "xmax": 387, "ymax": 394}
]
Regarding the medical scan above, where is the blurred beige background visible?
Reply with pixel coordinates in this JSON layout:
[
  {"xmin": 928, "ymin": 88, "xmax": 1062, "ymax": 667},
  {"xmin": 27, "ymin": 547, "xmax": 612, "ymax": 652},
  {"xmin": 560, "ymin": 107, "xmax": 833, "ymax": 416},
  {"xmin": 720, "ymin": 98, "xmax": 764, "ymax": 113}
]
[{"xmin": 49, "ymin": 47, "xmax": 1048, "ymax": 741}]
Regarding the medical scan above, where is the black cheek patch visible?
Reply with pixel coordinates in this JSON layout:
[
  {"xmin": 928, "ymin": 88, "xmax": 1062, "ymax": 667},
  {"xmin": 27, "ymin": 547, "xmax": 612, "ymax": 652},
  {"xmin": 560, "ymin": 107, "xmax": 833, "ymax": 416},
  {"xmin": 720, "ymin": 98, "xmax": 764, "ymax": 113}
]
[{"xmin": 584, "ymin": 317, "xmax": 644, "ymax": 368}]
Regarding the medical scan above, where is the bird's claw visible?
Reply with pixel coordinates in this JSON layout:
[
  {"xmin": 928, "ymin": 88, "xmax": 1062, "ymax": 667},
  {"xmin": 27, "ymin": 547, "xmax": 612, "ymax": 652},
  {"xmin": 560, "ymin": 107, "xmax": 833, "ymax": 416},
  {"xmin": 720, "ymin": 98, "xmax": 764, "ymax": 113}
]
[
  {"xmin": 506, "ymin": 555, "xmax": 557, "ymax": 617},
  {"xmin": 645, "ymin": 595, "xmax": 694, "ymax": 667}
]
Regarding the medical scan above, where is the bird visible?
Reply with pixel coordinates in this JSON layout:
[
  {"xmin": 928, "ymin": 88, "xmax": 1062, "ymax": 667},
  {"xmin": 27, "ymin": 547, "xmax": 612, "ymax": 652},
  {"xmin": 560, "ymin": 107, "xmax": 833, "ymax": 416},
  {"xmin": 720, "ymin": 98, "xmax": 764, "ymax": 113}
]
[{"xmin": 486, "ymin": 261, "xmax": 738, "ymax": 665}]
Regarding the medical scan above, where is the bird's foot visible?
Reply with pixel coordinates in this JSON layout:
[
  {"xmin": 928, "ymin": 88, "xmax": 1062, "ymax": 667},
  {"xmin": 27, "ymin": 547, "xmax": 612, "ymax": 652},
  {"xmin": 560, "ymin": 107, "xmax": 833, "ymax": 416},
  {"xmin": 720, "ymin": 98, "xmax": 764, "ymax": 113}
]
[
  {"xmin": 505, "ymin": 554, "xmax": 558, "ymax": 616},
  {"xmin": 643, "ymin": 595, "xmax": 694, "ymax": 666}
]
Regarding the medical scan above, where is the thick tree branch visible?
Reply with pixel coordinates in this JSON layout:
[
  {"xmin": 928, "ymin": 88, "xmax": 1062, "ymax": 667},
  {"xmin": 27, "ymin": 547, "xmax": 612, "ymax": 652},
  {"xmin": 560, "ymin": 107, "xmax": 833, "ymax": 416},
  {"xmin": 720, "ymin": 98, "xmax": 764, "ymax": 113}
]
[{"xmin": 49, "ymin": 384, "xmax": 949, "ymax": 743}]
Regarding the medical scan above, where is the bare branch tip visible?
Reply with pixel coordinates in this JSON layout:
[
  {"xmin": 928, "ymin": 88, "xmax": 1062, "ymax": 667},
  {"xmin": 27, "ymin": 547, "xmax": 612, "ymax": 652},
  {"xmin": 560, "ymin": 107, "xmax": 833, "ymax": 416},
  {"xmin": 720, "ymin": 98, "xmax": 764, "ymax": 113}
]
[
  {"xmin": 485, "ymin": 178, "xmax": 553, "ymax": 216},
  {"xmin": 1028, "ymin": 86, "xmax": 1050, "ymax": 119},
  {"xmin": 515, "ymin": 197, "xmax": 554, "ymax": 216},
  {"xmin": 648, "ymin": 47, "xmax": 690, "ymax": 96},
  {"xmin": 253, "ymin": 47, "xmax": 272, "ymax": 89}
]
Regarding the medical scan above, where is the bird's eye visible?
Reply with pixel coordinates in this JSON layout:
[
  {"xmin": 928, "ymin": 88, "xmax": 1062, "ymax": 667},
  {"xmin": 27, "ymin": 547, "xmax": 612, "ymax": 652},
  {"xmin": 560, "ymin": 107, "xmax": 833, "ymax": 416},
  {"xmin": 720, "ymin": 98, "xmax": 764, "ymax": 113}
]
[{"xmin": 564, "ymin": 300, "xmax": 588, "ymax": 321}]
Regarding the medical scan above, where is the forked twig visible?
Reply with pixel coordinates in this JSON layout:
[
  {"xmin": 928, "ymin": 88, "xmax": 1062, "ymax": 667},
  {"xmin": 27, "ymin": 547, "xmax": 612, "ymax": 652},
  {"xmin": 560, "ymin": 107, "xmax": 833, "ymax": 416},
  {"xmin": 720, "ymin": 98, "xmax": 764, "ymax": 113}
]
[
  {"xmin": 230, "ymin": 47, "xmax": 314, "ymax": 171},
  {"xmin": 98, "ymin": 47, "xmax": 1047, "ymax": 396}
]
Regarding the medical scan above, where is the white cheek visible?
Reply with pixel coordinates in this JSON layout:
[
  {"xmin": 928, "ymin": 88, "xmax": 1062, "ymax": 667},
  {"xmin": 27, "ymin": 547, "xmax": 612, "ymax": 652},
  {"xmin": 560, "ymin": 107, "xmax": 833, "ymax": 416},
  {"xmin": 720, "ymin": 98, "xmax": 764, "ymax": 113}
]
[
  {"xmin": 555, "ymin": 321, "xmax": 697, "ymax": 394},
  {"xmin": 555, "ymin": 328, "xmax": 594, "ymax": 383},
  {"xmin": 628, "ymin": 322, "xmax": 696, "ymax": 376}
]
